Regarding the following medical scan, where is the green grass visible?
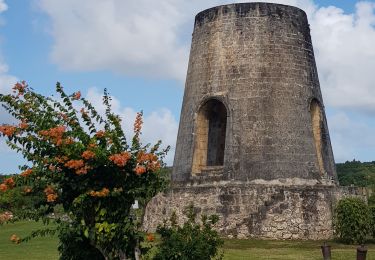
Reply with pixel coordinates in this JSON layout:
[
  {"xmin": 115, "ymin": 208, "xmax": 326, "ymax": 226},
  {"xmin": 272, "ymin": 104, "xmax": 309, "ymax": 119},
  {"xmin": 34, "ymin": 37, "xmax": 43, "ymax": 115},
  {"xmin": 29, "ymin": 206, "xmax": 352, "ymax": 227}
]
[
  {"xmin": 223, "ymin": 239, "xmax": 375, "ymax": 260},
  {"xmin": 0, "ymin": 221, "xmax": 374, "ymax": 259},
  {"xmin": 0, "ymin": 221, "xmax": 58, "ymax": 260}
]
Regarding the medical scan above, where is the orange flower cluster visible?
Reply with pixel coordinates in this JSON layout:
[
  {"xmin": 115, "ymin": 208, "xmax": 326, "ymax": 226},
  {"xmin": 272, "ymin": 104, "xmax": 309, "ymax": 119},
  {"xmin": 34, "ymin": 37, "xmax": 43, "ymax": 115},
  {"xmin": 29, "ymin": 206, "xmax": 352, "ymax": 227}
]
[
  {"xmin": 88, "ymin": 143, "xmax": 97, "ymax": 149},
  {"xmin": 109, "ymin": 152, "xmax": 131, "ymax": 167},
  {"xmin": 0, "ymin": 211, "xmax": 13, "ymax": 223},
  {"xmin": 12, "ymin": 81, "xmax": 27, "ymax": 96},
  {"xmin": 39, "ymin": 126, "xmax": 66, "ymax": 145},
  {"xmin": 55, "ymin": 156, "xmax": 69, "ymax": 164},
  {"xmin": 146, "ymin": 233, "xmax": 155, "ymax": 242},
  {"xmin": 147, "ymin": 160, "xmax": 161, "ymax": 172},
  {"xmin": 10, "ymin": 234, "xmax": 20, "ymax": 244},
  {"xmin": 137, "ymin": 151, "xmax": 157, "ymax": 164},
  {"xmin": 1, "ymin": 178, "xmax": 15, "ymax": 191},
  {"xmin": 0, "ymin": 184, "xmax": 7, "ymax": 192},
  {"xmin": 64, "ymin": 159, "xmax": 90, "ymax": 175},
  {"xmin": 133, "ymin": 112, "xmax": 143, "ymax": 133},
  {"xmin": 0, "ymin": 125, "xmax": 17, "ymax": 137},
  {"xmin": 59, "ymin": 113, "xmax": 68, "ymax": 121},
  {"xmin": 48, "ymin": 164, "xmax": 62, "ymax": 172},
  {"xmin": 19, "ymin": 121, "xmax": 28, "ymax": 130},
  {"xmin": 136, "ymin": 151, "xmax": 161, "ymax": 173},
  {"xmin": 76, "ymin": 166, "xmax": 91, "ymax": 175},
  {"xmin": 64, "ymin": 159, "xmax": 84, "ymax": 169},
  {"xmin": 24, "ymin": 187, "xmax": 32, "ymax": 193},
  {"xmin": 44, "ymin": 186, "xmax": 58, "ymax": 202},
  {"xmin": 56, "ymin": 137, "xmax": 74, "ymax": 146},
  {"xmin": 39, "ymin": 126, "xmax": 66, "ymax": 138},
  {"xmin": 72, "ymin": 91, "xmax": 81, "ymax": 100},
  {"xmin": 20, "ymin": 168, "xmax": 33, "ymax": 177},
  {"xmin": 82, "ymin": 150, "xmax": 95, "ymax": 160},
  {"xmin": 89, "ymin": 188, "xmax": 110, "ymax": 197},
  {"xmin": 4, "ymin": 178, "xmax": 15, "ymax": 187},
  {"xmin": 135, "ymin": 165, "xmax": 147, "ymax": 175},
  {"xmin": 95, "ymin": 130, "xmax": 105, "ymax": 138}
]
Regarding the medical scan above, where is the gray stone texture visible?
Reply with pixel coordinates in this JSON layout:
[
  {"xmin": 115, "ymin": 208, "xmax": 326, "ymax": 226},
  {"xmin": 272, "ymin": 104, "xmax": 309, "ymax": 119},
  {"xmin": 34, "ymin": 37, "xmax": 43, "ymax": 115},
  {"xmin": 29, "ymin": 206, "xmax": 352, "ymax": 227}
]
[{"xmin": 144, "ymin": 184, "xmax": 367, "ymax": 239}]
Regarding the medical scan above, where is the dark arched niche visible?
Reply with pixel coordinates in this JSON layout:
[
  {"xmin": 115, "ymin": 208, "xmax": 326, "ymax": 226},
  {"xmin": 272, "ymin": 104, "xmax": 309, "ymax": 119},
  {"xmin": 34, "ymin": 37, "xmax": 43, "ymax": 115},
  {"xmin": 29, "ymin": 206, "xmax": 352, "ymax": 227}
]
[{"xmin": 192, "ymin": 99, "xmax": 227, "ymax": 175}]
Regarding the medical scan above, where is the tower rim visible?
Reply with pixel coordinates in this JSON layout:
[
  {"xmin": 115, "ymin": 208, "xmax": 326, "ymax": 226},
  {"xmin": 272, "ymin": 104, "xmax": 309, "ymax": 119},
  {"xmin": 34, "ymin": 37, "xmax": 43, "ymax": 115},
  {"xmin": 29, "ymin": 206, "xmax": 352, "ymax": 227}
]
[{"xmin": 195, "ymin": 2, "xmax": 307, "ymax": 27}]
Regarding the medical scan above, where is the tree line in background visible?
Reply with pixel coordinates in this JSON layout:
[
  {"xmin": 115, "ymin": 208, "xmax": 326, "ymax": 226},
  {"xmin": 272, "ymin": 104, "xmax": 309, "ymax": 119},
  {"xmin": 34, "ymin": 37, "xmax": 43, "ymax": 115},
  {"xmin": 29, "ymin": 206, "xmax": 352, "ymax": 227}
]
[{"xmin": 336, "ymin": 160, "xmax": 375, "ymax": 190}]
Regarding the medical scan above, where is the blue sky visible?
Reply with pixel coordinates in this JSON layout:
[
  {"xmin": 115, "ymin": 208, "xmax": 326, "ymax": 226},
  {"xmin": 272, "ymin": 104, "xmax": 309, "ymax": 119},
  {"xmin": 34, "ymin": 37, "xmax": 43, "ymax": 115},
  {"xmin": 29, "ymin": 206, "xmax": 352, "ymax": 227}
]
[{"xmin": 0, "ymin": 0, "xmax": 375, "ymax": 173}]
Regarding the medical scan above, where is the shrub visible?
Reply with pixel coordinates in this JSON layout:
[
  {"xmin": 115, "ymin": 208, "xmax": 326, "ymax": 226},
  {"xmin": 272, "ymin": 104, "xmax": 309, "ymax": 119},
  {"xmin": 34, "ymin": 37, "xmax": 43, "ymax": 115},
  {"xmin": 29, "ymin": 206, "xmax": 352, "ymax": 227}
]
[
  {"xmin": 368, "ymin": 193, "xmax": 375, "ymax": 207},
  {"xmin": 0, "ymin": 82, "xmax": 169, "ymax": 259},
  {"xmin": 58, "ymin": 223, "xmax": 104, "ymax": 260},
  {"xmin": 334, "ymin": 197, "xmax": 372, "ymax": 244},
  {"xmin": 154, "ymin": 205, "xmax": 223, "ymax": 260},
  {"xmin": 370, "ymin": 206, "xmax": 375, "ymax": 239}
]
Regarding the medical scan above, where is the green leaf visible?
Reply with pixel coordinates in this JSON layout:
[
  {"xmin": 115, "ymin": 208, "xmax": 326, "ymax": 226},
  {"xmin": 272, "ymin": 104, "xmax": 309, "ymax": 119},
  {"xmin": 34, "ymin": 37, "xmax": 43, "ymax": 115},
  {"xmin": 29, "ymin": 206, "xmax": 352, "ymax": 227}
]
[{"xmin": 83, "ymin": 229, "xmax": 89, "ymax": 238}]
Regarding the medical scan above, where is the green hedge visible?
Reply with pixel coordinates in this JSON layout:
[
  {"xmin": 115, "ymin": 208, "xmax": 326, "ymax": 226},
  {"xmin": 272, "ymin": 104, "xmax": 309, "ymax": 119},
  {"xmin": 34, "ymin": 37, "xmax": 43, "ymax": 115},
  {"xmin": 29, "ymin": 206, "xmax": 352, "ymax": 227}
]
[{"xmin": 334, "ymin": 198, "xmax": 372, "ymax": 244}]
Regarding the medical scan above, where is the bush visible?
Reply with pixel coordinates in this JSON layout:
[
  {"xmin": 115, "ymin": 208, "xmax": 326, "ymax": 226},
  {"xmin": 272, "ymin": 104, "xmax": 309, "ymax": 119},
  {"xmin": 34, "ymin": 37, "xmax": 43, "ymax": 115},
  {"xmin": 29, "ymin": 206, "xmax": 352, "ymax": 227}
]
[
  {"xmin": 154, "ymin": 205, "xmax": 223, "ymax": 260},
  {"xmin": 368, "ymin": 193, "xmax": 375, "ymax": 207},
  {"xmin": 370, "ymin": 206, "xmax": 375, "ymax": 239},
  {"xmin": 334, "ymin": 197, "xmax": 372, "ymax": 244},
  {"xmin": 58, "ymin": 223, "xmax": 104, "ymax": 260},
  {"xmin": 0, "ymin": 82, "xmax": 169, "ymax": 259},
  {"xmin": 0, "ymin": 183, "xmax": 44, "ymax": 216}
]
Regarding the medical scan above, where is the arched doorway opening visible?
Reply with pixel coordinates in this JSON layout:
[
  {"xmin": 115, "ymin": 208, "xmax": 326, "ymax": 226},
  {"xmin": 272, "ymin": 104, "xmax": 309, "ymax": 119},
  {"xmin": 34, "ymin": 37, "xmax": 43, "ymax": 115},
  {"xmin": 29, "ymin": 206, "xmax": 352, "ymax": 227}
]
[{"xmin": 192, "ymin": 99, "xmax": 227, "ymax": 175}]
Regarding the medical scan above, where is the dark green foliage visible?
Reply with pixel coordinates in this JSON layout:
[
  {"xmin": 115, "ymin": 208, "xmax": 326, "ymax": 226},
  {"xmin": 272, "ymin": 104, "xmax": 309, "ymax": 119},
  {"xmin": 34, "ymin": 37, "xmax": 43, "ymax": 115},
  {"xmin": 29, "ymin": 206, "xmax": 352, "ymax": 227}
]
[
  {"xmin": 154, "ymin": 205, "xmax": 223, "ymax": 260},
  {"xmin": 336, "ymin": 160, "xmax": 375, "ymax": 187},
  {"xmin": 368, "ymin": 193, "xmax": 375, "ymax": 207},
  {"xmin": 58, "ymin": 224, "xmax": 104, "ymax": 260},
  {"xmin": 370, "ymin": 206, "xmax": 375, "ymax": 238},
  {"xmin": 0, "ymin": 185, "xmax": 43, "ymax": 216},
  {"xmin": 334, "ymin": 198, "xmax": 372, "ymax": 244}
]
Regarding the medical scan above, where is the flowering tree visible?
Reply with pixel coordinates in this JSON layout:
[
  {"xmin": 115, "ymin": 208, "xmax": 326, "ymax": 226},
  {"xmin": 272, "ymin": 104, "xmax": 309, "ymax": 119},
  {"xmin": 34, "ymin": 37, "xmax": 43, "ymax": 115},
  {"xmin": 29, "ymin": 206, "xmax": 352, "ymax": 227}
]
[{"xmin": 0, "ymin": 82, "xmax": 169, "ymax": 259}]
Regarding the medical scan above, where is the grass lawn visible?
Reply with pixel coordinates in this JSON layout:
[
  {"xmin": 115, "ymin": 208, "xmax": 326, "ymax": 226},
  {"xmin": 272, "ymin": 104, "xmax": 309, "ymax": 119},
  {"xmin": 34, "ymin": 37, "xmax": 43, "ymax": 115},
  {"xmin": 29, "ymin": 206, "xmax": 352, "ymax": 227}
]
[
  {"xmin": 0, "ymin": 221, "xmax": 58, "ymax": 260},
  {"xmin": 1, "ymin": 221, "xmax": 374, "ymax": 259},
  {"xmin": 223, "ymin": 239, "xmax": 375, "ymax": 260}
]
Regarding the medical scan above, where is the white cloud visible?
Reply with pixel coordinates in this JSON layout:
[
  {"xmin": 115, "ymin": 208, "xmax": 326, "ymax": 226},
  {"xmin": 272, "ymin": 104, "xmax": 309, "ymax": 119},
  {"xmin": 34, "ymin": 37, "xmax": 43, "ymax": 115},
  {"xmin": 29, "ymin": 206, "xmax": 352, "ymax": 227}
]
[
  {"xmin": 0, "ymin": 0, "xmax": 7, "ymax": 13},
  {"xmin": 38, "ymin": 0, "xmax": 190, "ymax": 80},
  {"xmin": 0, "ymin": 60, "xmax": 18, "ymax": 123},
  {"xmin": 0, "ymin": 62, "xmax": 17, "ymax": 94},
  {"xmin": 85, "ymin": 88, "xmax": 178, "ymax": 165},
  {"xmin": 311, "ymin": 2, "xmax": 375, "ymax": 112},
  {"xmin": 0, "ymin": 1, "xmax": 16, "ymax": 99}
]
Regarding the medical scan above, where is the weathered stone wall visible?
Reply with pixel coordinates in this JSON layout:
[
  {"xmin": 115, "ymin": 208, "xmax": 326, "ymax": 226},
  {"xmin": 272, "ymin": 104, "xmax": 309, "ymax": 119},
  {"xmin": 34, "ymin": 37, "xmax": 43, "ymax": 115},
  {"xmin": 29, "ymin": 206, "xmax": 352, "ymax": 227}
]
[
  {"xmin": 173, "ymin": 3, "xmax": 336, "ymax": 183},
  {"xmin": 144, "ymin": 183, "xmax": 367, "ymax": 240}
]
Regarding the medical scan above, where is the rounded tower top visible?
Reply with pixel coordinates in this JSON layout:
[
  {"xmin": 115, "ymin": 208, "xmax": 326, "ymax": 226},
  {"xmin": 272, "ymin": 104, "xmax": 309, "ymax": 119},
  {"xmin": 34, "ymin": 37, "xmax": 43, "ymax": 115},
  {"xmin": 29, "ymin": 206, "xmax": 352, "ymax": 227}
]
[
  {"xmin": 194, "ymin": 2, "xmax": 311, "ymax": 45},
  {"xmin": 195, "ymin": 2, "xmax": 307, "ymax": 23}
]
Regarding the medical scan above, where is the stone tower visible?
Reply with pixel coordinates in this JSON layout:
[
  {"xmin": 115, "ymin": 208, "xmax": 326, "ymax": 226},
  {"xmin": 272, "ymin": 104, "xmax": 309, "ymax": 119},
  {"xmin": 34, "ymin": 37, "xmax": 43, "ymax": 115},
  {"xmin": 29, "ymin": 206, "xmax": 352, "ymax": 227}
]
[
  {"xmin": 144, "ymin": 3, "xmax": 365, "ymax": 240},
  {"xmin": 173, "ymin": 2, "xmax": 336, "ymax": 184}
]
